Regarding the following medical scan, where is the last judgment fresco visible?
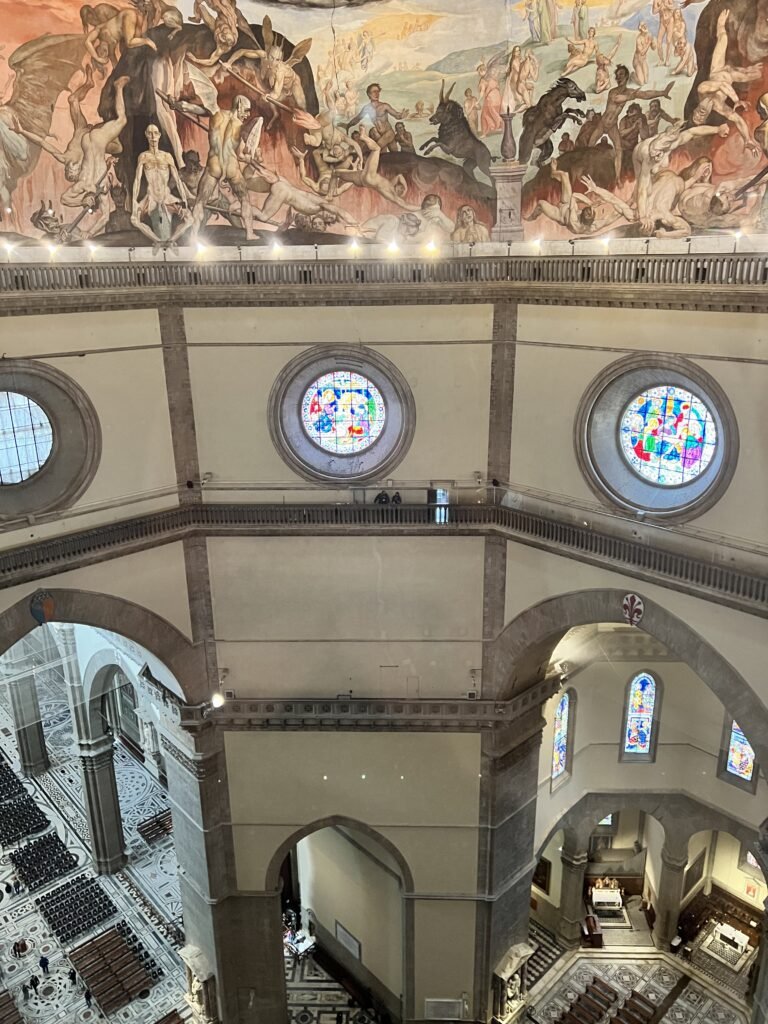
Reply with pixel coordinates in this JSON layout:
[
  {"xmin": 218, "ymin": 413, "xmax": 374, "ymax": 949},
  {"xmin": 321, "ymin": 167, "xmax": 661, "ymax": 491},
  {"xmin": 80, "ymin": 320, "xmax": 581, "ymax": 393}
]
[{"xmin": 1, "ymin": 0, "xmax": 767, "ymax": 248}]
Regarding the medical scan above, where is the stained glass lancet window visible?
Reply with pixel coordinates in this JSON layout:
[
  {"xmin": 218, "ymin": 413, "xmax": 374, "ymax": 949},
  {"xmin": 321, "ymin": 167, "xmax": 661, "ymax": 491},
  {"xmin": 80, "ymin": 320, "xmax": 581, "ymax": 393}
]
[
  {"xmin": 619, "ymin": 386, "xmax": 717, "ymax": 487},
  {"xmin": 726, "ymin": 721, "xmax": 755, "ymax": 782},
  {"xmin": 0, "ymin": 392, "xmax": 54, "ymax": 485},
  {"xmin": 301, "ymin": 371, "xmax": 385, "ymax": 455},
  {"xmin": 552, "ymin": 692, "xmax": 570, "ymax": 781},
  {"xmin": 624, "ymin": 672, "xmax": 657, "ymax": 755},
  {"xmin": 746, "ymin": 851, "xmax": 759, "ymax": 870}
]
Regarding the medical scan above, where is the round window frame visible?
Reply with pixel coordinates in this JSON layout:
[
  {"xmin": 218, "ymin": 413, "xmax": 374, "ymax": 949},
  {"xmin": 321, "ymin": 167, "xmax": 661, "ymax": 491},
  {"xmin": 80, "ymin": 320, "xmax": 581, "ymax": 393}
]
[
  {"xmin": 268, "ymin": 347, "xmax": 416, "ymax": 483},
  {"xmin": 0, "ymin": 391, "xmax": 54, "ymax": 484},
  {"xmin": 0, "ymin": 360, "xmax": 101, "ymax": 519},
  {"xmin": 574, "ymin": 355, "xmax": 738, "ymax": 521}
]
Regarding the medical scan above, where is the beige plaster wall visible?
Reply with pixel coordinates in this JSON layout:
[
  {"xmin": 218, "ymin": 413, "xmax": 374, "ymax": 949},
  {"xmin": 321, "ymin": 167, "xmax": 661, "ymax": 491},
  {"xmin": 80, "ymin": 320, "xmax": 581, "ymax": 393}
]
[
  {"xmin": 0, "ymin": 543, "xmax": 193, "ymax": 642},
  {"xmin": 225, "ymin": 731, "xmax": 481, "ymax": 1013},
  {"xmin": 0, "ymin": 309, "xmax": 162, "ymax": 357},
  {"xmin": 208, "ymin": 536, "xmax": 484, "ymax": 698},
  {"xmin": 503, "ymin": 542, "xmax": 768, "ymax": 736},
  {"xmin": 186, "ymin": 304, "xmax": 493, "ymax": 499},
  {"xmin": 297, "ymin": 828, "xmax": 403, "ymax": 998},
  {"xmin": 712, "ymin": 832, "xmax": 768, "ymax": 911},
  {"xmin": 643, "ymin": 814, "xmax": 665, "ymax": 904},
  {"xmin": 513, "ymin": 305, "xmax": 768, "ymax": 547}
]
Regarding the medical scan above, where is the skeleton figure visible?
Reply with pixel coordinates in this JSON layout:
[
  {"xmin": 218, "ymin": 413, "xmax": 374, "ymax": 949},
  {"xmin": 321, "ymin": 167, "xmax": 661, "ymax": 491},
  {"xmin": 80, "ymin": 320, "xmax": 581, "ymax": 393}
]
[
  {"xmin": 131, "ymin": 123, "xmax": 191, "ymax": 248},
  {"xmin": 224, "ymin": 16, "xmax": 312, "ymax": 129}
]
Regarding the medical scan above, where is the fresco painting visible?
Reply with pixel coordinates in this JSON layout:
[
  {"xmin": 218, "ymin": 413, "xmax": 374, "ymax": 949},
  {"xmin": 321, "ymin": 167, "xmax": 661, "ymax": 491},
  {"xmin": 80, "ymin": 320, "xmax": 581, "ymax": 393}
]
[{"xmin": 0, "ymin": 0, "xmax": 766, "ymax": 248}]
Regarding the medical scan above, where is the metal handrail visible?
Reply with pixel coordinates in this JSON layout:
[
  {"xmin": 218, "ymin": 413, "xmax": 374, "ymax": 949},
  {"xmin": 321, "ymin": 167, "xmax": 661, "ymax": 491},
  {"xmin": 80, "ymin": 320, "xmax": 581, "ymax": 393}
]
[
  {"xmin": 0, "ymin": 503, "xmax": 765, "ymax": 614},
  {"xmin": 0, "ymin": 253, "xmax": 766, "ymax": 294}
]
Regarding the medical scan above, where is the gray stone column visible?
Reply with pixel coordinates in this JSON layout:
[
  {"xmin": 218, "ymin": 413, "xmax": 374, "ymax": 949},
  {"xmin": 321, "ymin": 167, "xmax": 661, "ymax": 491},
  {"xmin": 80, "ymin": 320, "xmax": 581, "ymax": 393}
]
[
  {"xmin": 751, "ymin": 902, "xmax": 768, "ymax": 1024},
  {"xmin": 472, "ymin": 717, "xmax": 543, "ymax": 1022},
  {"xmin": 164, "ymin": 722, "xmax": 286, "ymax": 1024},
  {"xmin": 652, "ymin": 845, "xmax": 687, "ymax": 949},
  {"xmin": 558, "ymin": 843, "xmax": 588, "ymax": 948},
  {"xmin": 4, "ymin": 647, "xmax": 49, "ymax": 776},
  {"xmin": 79, "ymin": 737, "xmax": 127, "ymax": 874}
]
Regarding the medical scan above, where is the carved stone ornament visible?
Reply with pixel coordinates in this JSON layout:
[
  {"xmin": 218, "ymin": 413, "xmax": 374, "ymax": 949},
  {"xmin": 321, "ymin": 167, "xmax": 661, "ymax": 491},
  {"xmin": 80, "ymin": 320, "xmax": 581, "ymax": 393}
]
[
  {"xmin": 180, "ymin": 945, "xmax": 219, "ymax": 1024},
  {"xmin": 622, "ymin": 593, "xmax": 645, "ymax": 628}
]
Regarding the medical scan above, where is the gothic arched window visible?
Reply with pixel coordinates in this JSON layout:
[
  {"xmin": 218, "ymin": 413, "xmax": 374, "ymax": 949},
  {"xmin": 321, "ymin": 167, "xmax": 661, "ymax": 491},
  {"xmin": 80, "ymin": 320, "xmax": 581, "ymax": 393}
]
[
  {"xmin": 620, "ymin": 671, "xmax": 661, "ymax": 762},
  {"xmin": 551, "ymin": 689, "xmax": 576, "ymax": 786}
]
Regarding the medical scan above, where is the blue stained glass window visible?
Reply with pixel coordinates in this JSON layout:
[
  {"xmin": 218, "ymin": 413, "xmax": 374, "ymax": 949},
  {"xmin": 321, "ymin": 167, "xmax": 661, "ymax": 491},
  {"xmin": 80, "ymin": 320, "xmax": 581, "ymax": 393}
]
[
  {"xmin": 0, "ymin": 392, "xmax": 53, "ymax": 485},
  {"xmin": 598, "ymin": 815, "xmax": 613, "ymax": 826},
  {"xmin": 619, "ymin": 386, "xmax": 717, "ymax": 487},
  {"xmin": 727, "ymin": 721, "xmax": 755, "ymax": 782},
  {"xmin": 301, "ymin": 371, "xmax": 385, "ymax": 455},
  {"xmin": 552, "ymin": 692, "xmax": 570, "ymax": 780},
  {"xmin": 624, "ymin": 672, "xmax": 657, "ymax": 755}
]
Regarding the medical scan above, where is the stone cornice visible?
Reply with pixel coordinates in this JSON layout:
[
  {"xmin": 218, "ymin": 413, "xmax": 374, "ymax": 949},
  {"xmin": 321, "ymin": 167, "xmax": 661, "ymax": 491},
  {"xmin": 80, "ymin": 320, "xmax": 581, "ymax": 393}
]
[{"xmin": 0, "ymin": 503, "xmax": 765, "ymax": 617}]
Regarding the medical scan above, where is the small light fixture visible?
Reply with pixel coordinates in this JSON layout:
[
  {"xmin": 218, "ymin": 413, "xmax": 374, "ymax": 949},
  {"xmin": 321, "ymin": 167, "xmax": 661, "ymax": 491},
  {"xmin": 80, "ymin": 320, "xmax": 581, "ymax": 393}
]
[
  {"xmin": 323, "ymin": 774, "xmax": 328, "ymax": 780},
  {"xmin": 386, "ymin": 239, "xmax": 399, "ymax": 255},
  {"xmin": 196, "ymin": 241, "xmax": 208, "ymax": 259},
  {"xmin": 210, "ymin": 692, "xmax": 226, "ymax": 709},
  {"xmin": 271, "ymin": 240, "xmax": 282, "ymax": 255},
  {"xmin": 601, "ymin": 236, "xmax": 611, "ymax": 250},
  {"xmin": 424, "ymin": 239, "xmax": 437, "ymax": 254},
  {"xmin": 361, "ymin": 773, "xmax": 366, "ymax": 780},
  {"xmin": 47, "ymin": 206, "xmax": 54, "ymax": 217},
  {"xmin": 87, "ymin": 243, "xmax": 99, "ymax": 259},
  {"xmin": 400, "ymin": 775, "xmax": 405, "ymax": 780},
  {"xmin": 349, "ymin": 238, "xmax": 360, "ymax": 254},
  {"xmin": 4, "ymin": 207, "xmax": 10, "ymax": 215},
  {"xmin": 733, "ymin": 230, "xmax": 742, "ymax": 253},
  {"xmin": 46, "ymin": 242, "xmax": 58, "ymax": 259}
]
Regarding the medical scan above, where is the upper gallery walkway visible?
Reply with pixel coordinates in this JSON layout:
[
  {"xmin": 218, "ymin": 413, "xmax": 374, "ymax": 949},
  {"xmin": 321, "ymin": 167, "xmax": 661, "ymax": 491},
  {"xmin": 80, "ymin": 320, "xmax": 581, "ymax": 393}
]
[{"xmin": 1, "ymin": 238, "xmax": 767, "ymax": 312}]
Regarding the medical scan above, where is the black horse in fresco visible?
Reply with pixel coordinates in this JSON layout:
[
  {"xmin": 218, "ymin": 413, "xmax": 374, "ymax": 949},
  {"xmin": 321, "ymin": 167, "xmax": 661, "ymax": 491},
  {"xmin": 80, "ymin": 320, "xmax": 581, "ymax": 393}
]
[{"xmin": 518, "ymin": 77, "xmax": 587, "ymax": 167}]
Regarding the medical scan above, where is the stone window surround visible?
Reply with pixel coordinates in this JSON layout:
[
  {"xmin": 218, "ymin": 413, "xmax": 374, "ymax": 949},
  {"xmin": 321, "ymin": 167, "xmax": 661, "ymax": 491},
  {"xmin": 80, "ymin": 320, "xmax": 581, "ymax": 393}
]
[
  {"xmin": 618, "ymin": 669, "xmax": 662, "ymax": 764},
  {"xmin": 0, "ymin": 360, "xmax": 101, "ymax": 519},
  {"xmin": 267, "ymin": 345, "xmax": 416, "ymax": 484},
  {"xmin": 717, "ymin": 714, "xmax": 759, "ymax": 795},
  {"xmin": 574, "ymin": 354, "xmax": 739, "ymax": 523},
  {"xmin": 551, "ymin": 687, "xmax": 577, "ymax": 793}
]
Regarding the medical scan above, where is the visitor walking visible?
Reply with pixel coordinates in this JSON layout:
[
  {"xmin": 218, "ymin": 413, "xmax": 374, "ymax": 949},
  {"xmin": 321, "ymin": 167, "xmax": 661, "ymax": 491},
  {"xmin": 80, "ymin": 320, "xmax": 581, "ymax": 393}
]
[
  {"xmin": 84, "ymin": 989, "xmax": 92, "ymax": 1008},
  {"xmin": 68, "ymin": 968, "xmax": 77, "ymax": 986},
  {"xmin": 21, "ymin": 983, "xmax": 29, "ymax": 1002},
  {"xmin": 29, "ymin": 975, "xmax": 39, "ymax": 994},
  {"xmin": 39, "ymin": 955, "xmax": 49, "ymax": 974}
]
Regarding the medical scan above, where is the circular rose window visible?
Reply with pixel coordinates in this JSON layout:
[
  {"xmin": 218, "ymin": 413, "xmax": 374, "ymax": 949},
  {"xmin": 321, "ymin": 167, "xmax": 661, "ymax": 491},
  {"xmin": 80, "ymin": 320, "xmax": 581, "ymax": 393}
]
[
  {"xmin": 0, "ymin": 391, "xmax": 54, "ymax": 484},
  {"xmin": 269, "ymin": 347, "xmax": 415, "ymax": 483},
  {"xmin": 619, "ymin": 386, "xmax": 717, "ymax": 487},
  {"xmin": 301, "ymin": 371, "xmax": 386, "ymax": 455},
  {"xmin": 575, "ymin": 355, "xmax": 737, "ymax": 521}
]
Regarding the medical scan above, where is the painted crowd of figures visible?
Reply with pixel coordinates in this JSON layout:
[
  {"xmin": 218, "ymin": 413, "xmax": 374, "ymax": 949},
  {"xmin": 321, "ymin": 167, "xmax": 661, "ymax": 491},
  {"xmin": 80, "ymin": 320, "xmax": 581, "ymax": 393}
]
[{"xmin": 0, "ymin": 0, "xmax": 766, "ymax": 246}]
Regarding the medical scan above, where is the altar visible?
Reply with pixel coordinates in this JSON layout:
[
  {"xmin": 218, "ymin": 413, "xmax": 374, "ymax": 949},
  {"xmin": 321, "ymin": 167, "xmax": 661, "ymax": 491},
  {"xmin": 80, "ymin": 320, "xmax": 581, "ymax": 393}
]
[
  {"xmin": 716, "ymin": 923, "xmax": 749, "ymax": 954},
  {"xmin": 592, "ymin": 889, "xmax": 623, "ymax": 910}
]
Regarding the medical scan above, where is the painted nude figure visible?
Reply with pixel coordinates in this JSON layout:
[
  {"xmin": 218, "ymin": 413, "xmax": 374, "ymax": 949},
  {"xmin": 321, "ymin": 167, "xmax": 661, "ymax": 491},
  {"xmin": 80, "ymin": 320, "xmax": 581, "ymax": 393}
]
[
  {"xmin": 165, "ymin": 91, "xmax": 255, "ymax": 239},
  {"xmin": 85, "ymin": 0, "xmax": 157, "ymax": 70},
  {"xmin": 586, "ymin": 64, "xmax": 672, "ymax": 179},
  {"xmin": 131, "ymin": 123, "xmax": 191, "ymax": 247},
  {"xmin": 12, "ymin": 75, "xmax": 130, "ymax": 234},
  {"xmin": 189, "ymin": 0, "xmax": 239, "ymax": 66},
  {"xmin": 652, "ymin": 0, "xmax": 675, "ymax": 66},
  {"xmin": 632, "ymin": 22, "xmax": 656, "ymax": 85},
  {"xmin": 525, "ymin": 158, "xmax": 632, "ymax": 233},
  {"xmin": 691, "ymin": 8, "xmax": 761, "ymax": 157},
  {"xmin": 330, "ymin": 128, "xmax": 420, "ymax": 211},
  {"xmin": 563, "ymin": 28, "xmax": 599, "ymax": 76},
  {"xmin": 595, "ymin": 36, "xmax": 621, "ymax": 93},
  {"xmin": 345, "ymin": 84, "xmax": 408, "ymax": 153},
  {"xmin": 246, "ymin": 161, "xmax": 359, "ymax": 231}
]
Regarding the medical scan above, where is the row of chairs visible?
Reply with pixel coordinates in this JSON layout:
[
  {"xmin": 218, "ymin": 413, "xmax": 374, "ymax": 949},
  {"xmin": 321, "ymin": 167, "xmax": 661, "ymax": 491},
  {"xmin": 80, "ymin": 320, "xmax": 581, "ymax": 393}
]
[
  {"xmin": 611, "ymin": 990, "xmax": 654, "ymax": 1024},
  {"xmin": 71, "ymin": 925, "xmax": 160, "ymax": 1015},
  {"xmin": 36, "ymin": 874, "xmax": 117, "ymax": 944},
  {"xmin": 116, "ymin": 922, "xmax": 164, "ymax": 981},
  {"xmin": 0, "ymin": 763, "xmax": 23, "ymax": 804},
  {"xmin": 9, "ymin": 832, "xmax": 76, "ymax": 891},
  {"xmin": 0, "ymin": 795, "xmax": 48, "ymax": 846},
  {"xmin": 556, "ymin": 975, "xmax": 618, "ymax": 1024}
]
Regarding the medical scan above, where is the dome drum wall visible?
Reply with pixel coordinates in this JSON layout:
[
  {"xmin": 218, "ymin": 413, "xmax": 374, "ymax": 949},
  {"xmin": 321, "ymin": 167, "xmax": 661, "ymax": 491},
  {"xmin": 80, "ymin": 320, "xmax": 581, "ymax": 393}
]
[
  {"xmin": 0, "ymin": 360, "xmax": 101, "ymax": 519},
  {"xmin": 268, "ymin": 346, "xmax": 416, "ymax": 484},
  {"xmin": 574, "ymin": 354, "xmax": 739, "ymax": 522}
]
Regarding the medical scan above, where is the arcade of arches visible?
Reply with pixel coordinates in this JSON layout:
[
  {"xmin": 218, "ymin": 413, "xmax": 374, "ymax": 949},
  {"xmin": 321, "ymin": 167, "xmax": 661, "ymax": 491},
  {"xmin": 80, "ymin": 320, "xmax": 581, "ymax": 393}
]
[{"xmin": 0, "ymin": 296, "xmax": 766, "ymax": 1024}]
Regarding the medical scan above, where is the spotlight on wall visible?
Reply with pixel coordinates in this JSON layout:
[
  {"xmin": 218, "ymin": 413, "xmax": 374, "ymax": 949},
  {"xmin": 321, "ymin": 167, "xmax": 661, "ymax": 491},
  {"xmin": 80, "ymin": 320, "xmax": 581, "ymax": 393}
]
[
  {"xmin": 87, "ymin": 243, "xmax": 99, "ymax": 260},
  {"xmin": 2, "ymin": 241, "xmax": 14, "ymax": 262},
  {"xmin": 211, "ymin": 692, "xmax": 226, "ymax": 709},
  {"xmin": 196, "ymin": 242, "xmax": 208, "ymax": 259},
  {"xmin": 424, "ymin": 239, "xmax": 438, "ymax": 255},
  {"xmin": 46, "ymin": 243, "xmax": 58, "ymax": 259},
  {"xmin": 386, "ymin": 239, "xmax": 399, "ymax": 255},
  {"xmin": 4, "ymin": 207, "xmax": 10, "ymax": 215},
  {"xmin": 271, "ymin": 240, "xmax": 282, "ymax": 256},
  {"xmin": 601, "ymin": 236, "xmax": 611, "ymax": 250},
  {"xmin": 733, "ymin": 230, "xmax": 742, "ymax": 253},
  {"xmin": 348, "ymin": 238, "xmax": 360, "ymax": 255}
]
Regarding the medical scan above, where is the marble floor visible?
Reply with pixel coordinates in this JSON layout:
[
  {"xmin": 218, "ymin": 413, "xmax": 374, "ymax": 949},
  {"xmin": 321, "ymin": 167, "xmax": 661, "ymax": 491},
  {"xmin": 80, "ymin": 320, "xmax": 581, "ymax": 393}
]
[
  {"xmin": 0, "ymin": 652, "xmax": 189, "ymax": 1023},
  {"xmin": 529, "ymin": 951, "xmax": 749, "ymax": 1024}
]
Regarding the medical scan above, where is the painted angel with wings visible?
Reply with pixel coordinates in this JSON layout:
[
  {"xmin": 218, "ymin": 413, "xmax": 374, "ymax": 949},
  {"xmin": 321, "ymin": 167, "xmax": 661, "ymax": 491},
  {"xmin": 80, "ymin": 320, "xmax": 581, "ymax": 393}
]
[{"xmin": 222, "ymin": 16, "xmax": 312, "ymax": 129}]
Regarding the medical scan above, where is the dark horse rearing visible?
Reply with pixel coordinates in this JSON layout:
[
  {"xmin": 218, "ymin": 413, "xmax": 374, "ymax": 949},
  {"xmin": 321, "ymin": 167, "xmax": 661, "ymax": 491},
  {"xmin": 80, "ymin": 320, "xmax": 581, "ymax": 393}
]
[
  {"xmin": 420, "ymin": 80, "xmax": 494, "ymax": 183},
  {"xmin": 518, "ymin": 77, "xmax": 587, "ymax": 167}
]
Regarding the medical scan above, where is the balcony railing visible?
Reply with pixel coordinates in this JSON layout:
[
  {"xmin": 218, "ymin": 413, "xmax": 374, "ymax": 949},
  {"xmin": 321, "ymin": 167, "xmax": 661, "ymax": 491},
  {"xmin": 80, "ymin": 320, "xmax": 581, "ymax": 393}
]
[
  {"xmin": 0, "ymin": 252, "xmax": 767, "ymax": 295},
  {"xmin": 0, "ymin": 502, "xmax": 765, "ymax": 616}
]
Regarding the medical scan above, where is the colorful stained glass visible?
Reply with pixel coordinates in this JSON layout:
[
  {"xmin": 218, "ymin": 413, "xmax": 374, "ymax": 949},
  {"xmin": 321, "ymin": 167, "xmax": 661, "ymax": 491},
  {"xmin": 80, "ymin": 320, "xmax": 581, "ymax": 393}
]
[
  {"xmin": 619, "ymin": 386, "xmax": 717, "ymax": 486},
  {"xmin": 598, "ymin": 815, "xmax": 613, "ymax": 826},
  {"xmin": 301, "ymin": 371, "xmax": 385, "ymax": 455},
  {"xmin": 624, "ymin": 672, "xmax": 656, "ymax": 755},
  {"xmin": 726, "ymin": 721, "xmax": 755, "ymax": 781},
  {"xmin": 746, "ymin": 851, "xmax": 759, "ymax": 869},
  {"xmin": 0, "ymin": 392, "xmax": 53, "ymax": 484},
  {"xmin": 552, "ymin": 692, "xmax": 570, "ymax": 780}
]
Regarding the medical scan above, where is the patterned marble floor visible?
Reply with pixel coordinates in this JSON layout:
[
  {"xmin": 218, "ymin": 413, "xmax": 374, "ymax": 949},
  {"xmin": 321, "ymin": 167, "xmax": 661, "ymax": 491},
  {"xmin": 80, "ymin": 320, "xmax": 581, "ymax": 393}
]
[
  {"xmin": 529, "ymin": 951, "xmax": 749, "ymax": 1024},
  {"xmin": 0, "ymin": 652, "xmax": 189, "ymax": 1023},
  {"xmin": 285, "ymin": 953, "xmax": 353, "ymax": 1024}
]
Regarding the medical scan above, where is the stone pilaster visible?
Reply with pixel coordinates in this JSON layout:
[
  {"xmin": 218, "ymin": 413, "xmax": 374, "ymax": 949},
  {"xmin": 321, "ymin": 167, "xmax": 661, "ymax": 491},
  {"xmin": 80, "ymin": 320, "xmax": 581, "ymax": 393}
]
[
  {"xmin": 164, "ymin": 724, "xmax": 286, "ymax": 1024},
  {"xmin": 558, "ymin": 844, "xmax": 589, "ymax": 948},
  {"xmin": 79, "ymin": 737, "xmax": 127, "ymax": 874},
  {"xmin": 652, "ymin": 845, "xmax": 688, "ymax": 949},
  {"xmin": 473, "ymin": 717, "xmax": 543, "ymax": 1022},
  {"xmin": 4, "ymin": 647, "xmax": 49, "ymax": 776}
]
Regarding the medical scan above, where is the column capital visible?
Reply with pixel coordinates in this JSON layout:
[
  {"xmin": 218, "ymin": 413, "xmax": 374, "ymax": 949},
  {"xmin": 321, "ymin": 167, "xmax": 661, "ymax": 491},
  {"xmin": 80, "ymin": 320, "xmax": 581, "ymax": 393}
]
[
  {"xmin": 561, "ymin": 849, "xmax": 589, "ymax": 872},
  {"xmin": 79, "ymin": 737, "xmax": 115, "ymax": 771},
  {"xmin": 661, "ymin": 846, "xmax": 689, "ymax": 872}
]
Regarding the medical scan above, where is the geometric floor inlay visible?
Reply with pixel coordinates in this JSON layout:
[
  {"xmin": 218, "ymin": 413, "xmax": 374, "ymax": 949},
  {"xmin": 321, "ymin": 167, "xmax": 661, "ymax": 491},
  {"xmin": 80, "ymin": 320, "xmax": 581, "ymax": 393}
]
[{"xmin": 530, "ymin": 952, "xmax": 748, "ymax": 1024}]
